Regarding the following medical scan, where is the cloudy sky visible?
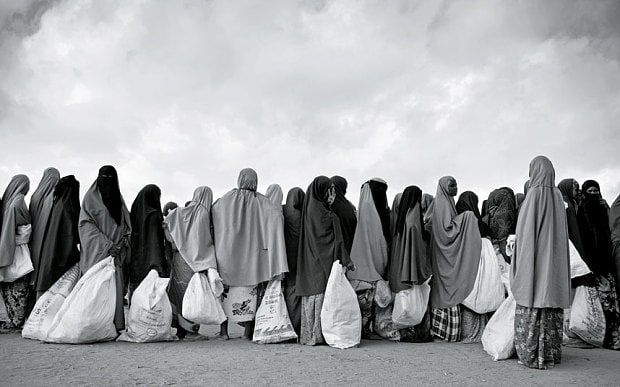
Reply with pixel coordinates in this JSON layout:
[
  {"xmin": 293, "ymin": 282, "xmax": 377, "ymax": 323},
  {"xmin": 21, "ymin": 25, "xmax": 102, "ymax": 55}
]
[{"xmin": 1, "ymin": 0, "xmax": 619, "ymax": 207}]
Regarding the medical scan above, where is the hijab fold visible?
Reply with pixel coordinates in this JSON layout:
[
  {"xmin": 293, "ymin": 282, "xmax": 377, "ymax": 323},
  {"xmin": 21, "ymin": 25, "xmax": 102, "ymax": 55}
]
[
  {"xmin": 164, "ymin": 187, "xmax": 216, "ymax": 273},
  {"xmin": 558, "ymin": 178, "xmax": 586, "ymax": 259},
  {"xmin": 455, "ymin": 191, "xmax": 489, "ymax": 237},
  {"xmin": 511, "ymin": 156, "xmax": 570, "ymax": 308},
  {"xmin": 430, "ymin": 176, "xmax": 482, "ymax": 309}
]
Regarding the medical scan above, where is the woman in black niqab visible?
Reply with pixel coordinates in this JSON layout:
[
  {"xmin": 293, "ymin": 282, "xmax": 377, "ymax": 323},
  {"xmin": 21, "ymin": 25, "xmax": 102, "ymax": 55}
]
[{"xmin": 97, "ymin": 166, "xmax": 123, "ymax": 225}]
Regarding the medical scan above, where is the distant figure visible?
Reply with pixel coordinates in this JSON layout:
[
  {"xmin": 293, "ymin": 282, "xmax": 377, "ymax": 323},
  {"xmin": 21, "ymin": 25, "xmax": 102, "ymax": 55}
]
[{"xmin": 511, "ymin": 156, "xmax": 570, "ymax": 370}]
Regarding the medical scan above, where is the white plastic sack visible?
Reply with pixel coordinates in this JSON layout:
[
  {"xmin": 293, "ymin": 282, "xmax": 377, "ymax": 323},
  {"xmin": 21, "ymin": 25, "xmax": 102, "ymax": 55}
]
[
  {"xmin": 392, "ymin": 282, "xmax": 430, "ymax": 327},
  {"xmin": 569, "ymin": 240, "xmax": 591, "ymax": 279},
  {"xmin": 0, "ymin": 225, "xmax": 34, "ymax": 283},
  {"xmin": 253, "ymin": 279, "xmax": 297, "ymax": 344},
  {"xmin": 462, "ymin": 238, "xmax": 505, "ymax": 313},
  {"xmin": 118, "ymin": 270, "xmax": 175, "ymax": 343},
  {"xmin": 482, "ymin": 293, "xmax": 517, "ymax": 361},
  {"xmin": 374, "ymin": 279, "xmax": 392, "ymax": 308},
  {"xmin": 22, "ymin": 264, "xmax": 80, "ymax": 341},
  {"xmin": 46, "ymin": 257, "xmax": 118, "ymax": 344},
  {"xmin": 182, "ymin": 272, "xmax": 226, "ymax": 325},
  {"xmin": 569, "ymin": 286, "xmax": 606, "ymax": 347},
  {"xmin": 320, "ymin": 260, "xmax": 361, "ymax": 349}
]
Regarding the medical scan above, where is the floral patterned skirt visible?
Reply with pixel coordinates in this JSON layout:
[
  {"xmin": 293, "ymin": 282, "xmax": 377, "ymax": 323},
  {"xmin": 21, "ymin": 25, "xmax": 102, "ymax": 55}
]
[
  {"xmin": 0, "ymin": 277, "xmax": 31, "ymax": 331},
  {"xmin": 596, "ymin": 273, "xmax": 620, "ymax": 350},
  {"xmin": 430, "ymin": 306, "xmax": 461, "ymax": 342},
  {"xmin": 300, "ymin": 293, "xmax": 325, "ymax": 346},
  {"xmin": 460, "ymin": 305, "xmax": 489, "ymax": 344},
  {"xmin": 514, "ymin": 305, "xmax": 563, "ymax": 370}
]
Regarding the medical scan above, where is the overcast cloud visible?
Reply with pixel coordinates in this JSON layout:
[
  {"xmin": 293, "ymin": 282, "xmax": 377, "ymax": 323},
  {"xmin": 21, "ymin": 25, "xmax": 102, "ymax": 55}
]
[{"xmin": 1, "ymin": 0, "xmax": 619, "ymax": 207}]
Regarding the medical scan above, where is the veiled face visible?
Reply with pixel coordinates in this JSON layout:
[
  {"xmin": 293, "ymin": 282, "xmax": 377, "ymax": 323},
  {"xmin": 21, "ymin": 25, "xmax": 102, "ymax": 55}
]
[
  {"xmin": 586, "ymin": 186, "xmax": 600, "ymax": 195},
  {"xmin": 447, "ymin": 179, "xmax": 458, "ymax": 197},
  {"xmin": 571, "ymin": 181, "xmax": 579, "ymax": 198}
]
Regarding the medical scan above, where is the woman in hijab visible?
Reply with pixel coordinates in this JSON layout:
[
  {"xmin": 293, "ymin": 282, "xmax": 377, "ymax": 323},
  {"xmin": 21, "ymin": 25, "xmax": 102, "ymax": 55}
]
[
  {"xmin": 485, "ymin": 187, "xmax": 517, "ymax": 261},
  {"xmin": 348, "ymin": 178, "xmax": 398, "ymax": 340},
  {"xmin": 454, "ymin": 191, "xmax": 493, "ymax": 343},
  {"xmin": 558, "ymin": 179, "xmax": 588, "ymax": 262},
  {"xmin": 330, "ymin": 176, "xmax": 357, "ymax": 254},
  {"xmin": 455, "ymin": 191, "xmax": 489, "ymax": 237},
  {"xmin": 35, "ymin": 175, "xmax": 80, "ymax": 297},
  {"xmin": 296, "ymin": 176, "xmax": 352, "ymax": 345},
  {"xmin": 266, "ymin": 184, "xmax": 284, "ymax": 208},
  {"xmin": 283, "ymin": 187, "xmax": 305, "ymax": 335},
  {"xmin": 212, "ymin": 169, "xmax": 288, "ymax": 340},
  {"xmin": 429, "ymin": 176, "xmax": 482, "ymax": 342},
  {"xmin": 162, "ymin": 202, "xmax": 178, "ymax": 278},
  {"xmin": 577, "ymin": 180, "xmax": 620, "ymax": 350},
  {"xmin": 512, "ymin": 156, "xmax": 570, "ymax": 369},
  {"xmin": 389, "ymin": 185, "xmax": 433, "ymax": 342},
  {"xmin": 0, "ymin": 175, "xmax": 31, "ymax": 331},
  {"xmin": 129, "ymin": 185, "xmax": 166, "ymax": 296},
  {"xmin": 422, "ymin": 194, "xmax": 434, "ymax": 234},
  {"xmin": 390, "ymin": 192, "xmax": 403, "ymax": 237},
  {"xmin": 28, "ymin": 167, "xmax": 60, "ymax": 298},
  {"xmin": 164, "ymin": 187, "xmax": 217, "ymax": 339},
  {"xmin": 79, "ymin": 165, "xmax": 131, "ymax": 332}
]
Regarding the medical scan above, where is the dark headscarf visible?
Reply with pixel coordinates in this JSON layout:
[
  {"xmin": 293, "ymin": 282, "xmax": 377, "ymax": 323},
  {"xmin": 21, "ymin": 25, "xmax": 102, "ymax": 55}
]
[
  {"xmin": 515, "ymin": 193, "xmax": 525, "ymax": 212},
  {"xmin": 368, "ymin": 179, "xmax": 391, "ymax": 244},
  {"xmin": 577, "ymin": 179, "xmax": 614, "ymax": 275},
  {"xmin": 296, "ymin": 176, "xmax": 351, "ymax": 296},
  {"xmin": 162, "ymin": 201, "xmax": 178, "ymax": 276},
  {"xmin": 97, "ymin": 165, "xmax": 123, "ymax": 225},
  {"xmin": 35, "ymin": 175, "xmax": 81, "ymax": 292},
  {"xmin": 283, "ymin": 187, "xmax": 305, "ymax": 279},
  {"xmin": 129, "ymin": 184, "xmax": 165, "ymax": 284},
  {"xmin": 329, "ymin": 175, "xmax": 357, "ymax": 254},
  {"xmin": 486, "ymin": 187, "xmax": 517, "ymax": 242},
  {"xmin": 396, "ymin": 186, "xmax": 423, "ymax": 236},
  {"xmin": 455, "ymin": 191, "xmax": 489, "ymax": 237}
]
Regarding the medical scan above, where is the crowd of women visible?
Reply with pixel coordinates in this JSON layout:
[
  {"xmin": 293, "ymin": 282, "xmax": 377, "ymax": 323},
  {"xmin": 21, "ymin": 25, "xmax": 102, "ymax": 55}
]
[{"xmin": 0, "ymin": 155, "xmax": 619, "ymax": 370}]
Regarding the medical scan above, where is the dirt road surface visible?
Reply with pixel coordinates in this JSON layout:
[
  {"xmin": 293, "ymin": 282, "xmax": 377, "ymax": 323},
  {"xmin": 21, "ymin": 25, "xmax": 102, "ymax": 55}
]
[{"xmin": 1, "ymin": 328, "xmax": 619, "ymax": 386}]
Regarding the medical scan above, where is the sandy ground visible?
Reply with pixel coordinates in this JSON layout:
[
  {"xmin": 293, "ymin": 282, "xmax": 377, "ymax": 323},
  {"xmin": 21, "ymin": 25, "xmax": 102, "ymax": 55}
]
[{"xmin": 1, "ymin": 325, "xmax": 619, "ymax": 386}]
